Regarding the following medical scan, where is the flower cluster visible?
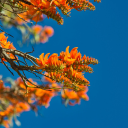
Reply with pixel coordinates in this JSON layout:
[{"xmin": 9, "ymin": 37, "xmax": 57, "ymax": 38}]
[
  {"xmin": 1, "ymin": 5, "xmax": 54, "ymax": 46},
  {"xmin": 0, "ymin": 0, "xmax": 101, "ymax": 127},
  {"xmin": 0, "ymin": 75, "xmax": 89, "ymax": 127},
  {"xmin": 0, "ymin": 32, "xmax": 16, "ymax": 61},
  {"xmin": 36, "ymin": 46, "xmax": 98, "ymax": 91},
  {"xmin": 0, "ymin": 33, "xmax": 98, "ymax": 109},
  {"xmin": 11, "ymin": 0, "xmax": 101, "ymax": 24},
  {"xmin": 16, "ymin": 77, "xmax": 56, "ymax": 108},
  {"xmin": 32, "ymin": 25, "xmax": 54, "ymax": 43},
  {"xmin": 0, "ymin": 79, "xmax": 30, "ymax": 128},
  {"xmin": 0, "ymin": 32, "xmax": 97, "ymax": 93},
  {"xmin": 1, "ymin": 12, "xmax": 54, "ymax": 45},
  {"xmin": 61, "ymin": 86, "xmax": 89, "ymax": 106}
]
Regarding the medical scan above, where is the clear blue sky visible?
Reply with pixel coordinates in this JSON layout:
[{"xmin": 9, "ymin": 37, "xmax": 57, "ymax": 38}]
[{"xmin": 0, "ymin": 0, "xmax": 128, "ymax": 128}]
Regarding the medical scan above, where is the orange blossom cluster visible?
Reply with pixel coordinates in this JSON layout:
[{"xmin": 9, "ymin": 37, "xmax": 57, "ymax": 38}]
[
  {"xmin": 0, "ymin": 32, "xmax": 98, "ymax": 127},
  {"xmin": 0, "ymin": 33, "xmax": 16, "ymax": 62},
  {"xmin": 32, "ymin": 25, "xmax": 54, "ymax": 43},
  {"xmin": 36, "ymin": 46, "xmax": 98, "ymax": 91},
  {"xmin": 0, "ymin": 74, "xmax": 90, "ymax": 128},
  {"xmin": 13, "ymin": 0, "xmax": 101, "ymax": 24},
  {"xmin": 0, "ymin": 80, "xmax": 30, "ymax": 128}
]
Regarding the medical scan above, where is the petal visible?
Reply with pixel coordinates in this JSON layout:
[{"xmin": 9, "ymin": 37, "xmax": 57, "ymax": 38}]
[
  {"xmin": 70, "ymin": 47, "xmax": 78, "ymax": 58},
  {"xmin": 66, "ymin": 58, "xmax": 76, "ymax": 65},
  {"xmin": 36, "ymin": 58, "xmax": 42, "ymax": 65},
  {"xmin": 39, "ymin": 53, "xmax": 44, "ymax": 64},
  {"xmin": 65, "ymin": 46, "xmax": 70, "ymax": 57},
  {"xmin": 44, "ymin": 53, "xmax": 50, "ymax": 62}
]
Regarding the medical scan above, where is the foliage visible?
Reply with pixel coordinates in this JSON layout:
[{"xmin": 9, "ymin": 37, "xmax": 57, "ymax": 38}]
[{"xmin": 0, "ymin": 0, "xmax": 100, "ymax": 127}]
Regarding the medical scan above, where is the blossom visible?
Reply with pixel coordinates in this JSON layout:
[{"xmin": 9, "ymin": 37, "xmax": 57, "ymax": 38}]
[
  {"xmin": 61, "ymin": 86, "xmax": 89, "ymax": 106},
  {"xmin": 35, "ymin": 46, "xmax": 98, "ymax": 90},
  {"xmin": 32, "ymin": 25, "xmax": 43, "ymax": 34},
  {"xmin": 35, "ymin": 88, "xmax": 55, "ymax": 108},
  {"xmin": 36, "ymin": 53, "xmax": 50, "ymax": 69},
  {"xmin": 0, "ymin": 32, "xmax": 16, "ymax": 61},
  {"xmin": 32, "ymin": 25, "xmax": 54, "ymax": 43},
  {"xmin": 15, "ymin": 0, "xmax": 98, "ymax": 24},
  {"xmin": 16, "ymin": 102, "xmax": 30, "ymax": 113},
  {"xmin": 15, "ymin": 12, "xmax": 30, "ymax": 25},
  {"xmin": 43, "ymin": 26, "xmax": 54, "ymax": 37}
]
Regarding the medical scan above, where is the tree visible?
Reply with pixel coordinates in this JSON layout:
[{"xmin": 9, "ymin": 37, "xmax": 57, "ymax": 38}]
[{"xmin": 0, "ymin": 0, "xmax": 100, "ymax": 127}]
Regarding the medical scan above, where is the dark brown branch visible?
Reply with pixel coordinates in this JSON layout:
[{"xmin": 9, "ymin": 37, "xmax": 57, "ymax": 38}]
[{"xmin": 3, "ymin": 48, "xmax": 37, "ymax": 63}]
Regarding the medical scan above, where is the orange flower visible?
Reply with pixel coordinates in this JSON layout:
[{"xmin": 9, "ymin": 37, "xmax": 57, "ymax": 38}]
[
  {"xmin": 15, "ymin": 12, "xmax": 30, "ymax": 25},
  {"xmin": 15, "ymin": 0, "xmax": 99, "ymax": 24},
  {"xmin": 16, "ymin": 102, "xmax": 30, "ymax": 113},
  {"xmin": 35, "ymin": 46, "xmax": 98, "ymax": 89},
  {"xmin": 47, "ymin": 53, "xmax": 58, "ymax": 65},
  {"xmin": 0, "ymin": 32, "xmax": 16, "ymax": 61},
  {"xmin": 3, "ymin": 120, "xmax": 9, "ymax": 128},
  {"xmin": 35, "ymin": 88, "xmax": 55, "ymax": 108},
  {"xmin": 32, "ymin": 25, "xmax": 43, "ymax": 34},
  {"xmin": 16, "ymin": 77, "xmax": 26, "ymax": 90},
  {"xmin": 36, "ymin": 53, "xmax": 50, "ymax": 69},
  {"xmin": 44, "ymin": 72, "xmax": 56, "ymax": 83},
  {"xmin": 61, "ymin": 89, "xmax": 79, "ymax": 100},
  {"xmin": 0, "ymin": 105, "xmax": 14, "ymax": 117},
  {"xmin": 77, "ymin": 86, "xmax": 89, "ymax": 101},
  {"xmin": 61, "ymin": 86, "xmax": 89, "ymax": 105},
  {"xmin": 0, "ymin": 33, "xmax": 15, "ymax": 50},
  {"xmin": 36, "ymin": 52, "xmax": 64, "ymax": 70},
  {"xmin": 40, "ymin": 32, "xmax": 48, "ymax": 43},
  {"xmin": 64, "ymin": 46, "xmax": 76, "ymax": 65},
  {"xmin": 44, "ymin": 26, "xmax": 54, "ymax": 37},
  {"xmin": 0, "ymin": 111, "xmax": 6, "ymax": 116},
  {"xmin": 24, "ymin": 0, "xmax": 54, "ymax": 23}
]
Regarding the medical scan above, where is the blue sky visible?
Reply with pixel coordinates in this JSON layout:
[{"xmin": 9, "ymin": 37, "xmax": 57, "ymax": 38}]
[{"xmin": 0, "ymin": 0, "xmax": 128, "ymax": 128}]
